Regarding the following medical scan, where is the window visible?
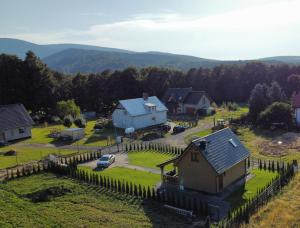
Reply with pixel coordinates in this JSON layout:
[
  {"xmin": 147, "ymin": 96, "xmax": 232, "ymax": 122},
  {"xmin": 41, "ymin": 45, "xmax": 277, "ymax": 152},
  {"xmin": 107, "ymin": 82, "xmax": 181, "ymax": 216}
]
[
  {"xmin": 191, "ymin": 152, "xmax": 199, "ymax": 162},
  {"xmin": 229, "ymin": 138, "xmax": 237, "ymax": 147},
  {"xmin": 19, "ymin": 128, "xmax": 25, "ymax": 134}
]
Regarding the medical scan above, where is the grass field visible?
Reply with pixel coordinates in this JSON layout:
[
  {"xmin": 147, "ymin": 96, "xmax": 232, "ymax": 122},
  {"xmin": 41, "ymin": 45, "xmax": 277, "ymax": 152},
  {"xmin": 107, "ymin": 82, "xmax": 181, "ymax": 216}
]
[
  {"xmin": 25, "ymin": 120, "xmax": 115, "ymax": 146},
  {"xmin": 128, "ymin": 150, "xmax": 176, "ymax": 172},
  {"xmin": 0, "ymin": 173, "xmax": 188, "ymax": 227},
  {"xmin": 79, "ymin": 166, "xmax": 161, "ymax": 188},
  {"xmin": 226, "ymin": 169, "xmax": 278, "ymax": 210},
  {"xmin": 244, "ymin": 172, "xmax": 300, "ymax": 228},
  {"xmin": 0, "ymin": 146, "xmax": 86, "ymax": 169}
]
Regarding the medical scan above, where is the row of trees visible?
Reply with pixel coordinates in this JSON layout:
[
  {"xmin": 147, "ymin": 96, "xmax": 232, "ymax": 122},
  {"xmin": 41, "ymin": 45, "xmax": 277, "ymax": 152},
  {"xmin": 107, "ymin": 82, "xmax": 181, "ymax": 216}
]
[{"xmin": 1, "ymin": 52, "xmax": 300, "ymax": 116}]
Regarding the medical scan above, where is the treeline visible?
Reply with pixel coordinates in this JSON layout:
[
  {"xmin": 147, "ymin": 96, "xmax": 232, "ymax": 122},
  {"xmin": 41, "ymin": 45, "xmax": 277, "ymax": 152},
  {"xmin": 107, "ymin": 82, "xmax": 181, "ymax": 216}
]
[{"xmin": 1, "ymin": 51, "xmax": 300, "ymax": 116}]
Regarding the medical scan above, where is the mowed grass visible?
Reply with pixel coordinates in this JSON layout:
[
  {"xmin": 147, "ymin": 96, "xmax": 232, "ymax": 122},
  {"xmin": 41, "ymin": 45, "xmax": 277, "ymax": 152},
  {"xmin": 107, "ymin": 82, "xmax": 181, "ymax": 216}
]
[
  {"xmin": 226, "ymin": 169, "xmax": 278, "ymax": 209},
  {"xmin": 0, "ymin": 173, "xmax": 188, "ymax": 227},
  {"xmin": 0, "ymin": 146, "xmax": 85, "ymax": 169},
  {"xmin": 79, "ymin": 166, "xmax": 161, "ymax": 188},
  {"xmin": 244, "ymin": 172, "xmax": 300, "ymax": 228},
  {"xmin": 128, "ymin": 150, "xmax": 176, "ymax": 171},
  {"xmin": 25, "ymin": 120, "xmax": 115, "ymax": 146}
]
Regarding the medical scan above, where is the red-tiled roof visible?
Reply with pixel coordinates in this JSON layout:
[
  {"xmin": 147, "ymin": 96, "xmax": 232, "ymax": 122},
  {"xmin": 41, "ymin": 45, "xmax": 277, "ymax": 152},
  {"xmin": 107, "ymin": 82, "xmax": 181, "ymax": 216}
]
[{"xmin": 292, "ymin": 91, "xmax": 300, "ymax": 108}]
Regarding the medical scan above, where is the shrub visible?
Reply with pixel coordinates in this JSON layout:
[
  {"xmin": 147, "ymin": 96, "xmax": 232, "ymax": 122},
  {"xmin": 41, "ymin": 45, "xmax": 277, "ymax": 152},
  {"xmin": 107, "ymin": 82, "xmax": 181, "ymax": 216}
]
[
  {"xmin": 63, "ymin": 115, "xmax": 73, "ymax": 128},
  {"xmin": 74, "ymin": 116, "xmax": 86, "ymax": 128},
  {"xmin": 94, "ymin": 118, "xmax": 112, "ymax": 129},
  {"xmin": 258, "ymin": 102, "xmax": 293, "ymax": 129}
]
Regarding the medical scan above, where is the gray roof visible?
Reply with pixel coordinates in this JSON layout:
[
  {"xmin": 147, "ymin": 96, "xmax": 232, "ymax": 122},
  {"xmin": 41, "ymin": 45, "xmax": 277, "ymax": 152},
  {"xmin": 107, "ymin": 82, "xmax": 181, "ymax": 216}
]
[
  {"xmin": 192, "ymin": 128, "xmax": 250, "ymax": 174},
  {"xmin": 162, "ymin": 87, "xmax": 192, "ymax": 103},
  {"xmin": 0, "ymin": 104, "xmax": 34, "ymax": 131},
  {"xmin": 118, "ymin": 96, "xmax": 168, "ymax": 116},
  {"xmin": 183, "ymin": 91, "xmax": 206, "ymax": 105}
]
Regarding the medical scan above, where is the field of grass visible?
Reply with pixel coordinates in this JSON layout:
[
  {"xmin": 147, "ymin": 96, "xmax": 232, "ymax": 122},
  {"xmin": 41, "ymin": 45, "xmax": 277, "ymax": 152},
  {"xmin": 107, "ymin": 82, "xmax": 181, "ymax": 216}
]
[
  {"xmin": 244, "ymin": 172, "xmax": 300, "ymax": 228},
  {"xmin": 226, "ymin": 169, "xmax": 278, "ymax": 209},
  {"xmin": 25, "ymin": 120, "xmax": 115, "ymax": 147},
  {"xmin": 200, "ymin": 106, "xmax": 249, "ymax": 124},
  {"xmin": 237, "ymin": 127, "xmax": 300, "ymax": 162},
  {"xmin": 0, "ymin": 173, "xmax": 188, "ymax": 227},
  {"xmin": 0, "ymin": 146, "xmax": 85, "ymax": 169},
  {"xmin": 128, "ymin": 150, "xmax": 176, "ymax": 172},
  {"xmin": 79, "ymin": 166, "xmax": 161, "ymax": 188}
]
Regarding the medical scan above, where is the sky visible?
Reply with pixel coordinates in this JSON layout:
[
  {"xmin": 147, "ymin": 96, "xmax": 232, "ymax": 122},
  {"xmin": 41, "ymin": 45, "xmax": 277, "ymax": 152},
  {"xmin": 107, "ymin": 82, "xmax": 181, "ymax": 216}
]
[{"xmin": 1, "ymin": 0, "xmax": 300, "ymax": 60}]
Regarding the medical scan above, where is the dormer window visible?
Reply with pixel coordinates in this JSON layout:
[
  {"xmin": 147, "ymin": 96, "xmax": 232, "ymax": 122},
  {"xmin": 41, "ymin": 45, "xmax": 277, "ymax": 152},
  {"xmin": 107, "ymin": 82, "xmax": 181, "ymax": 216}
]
[{"xmin": 144, "ymin": 103, "xmax": 156, "ymax": 112}]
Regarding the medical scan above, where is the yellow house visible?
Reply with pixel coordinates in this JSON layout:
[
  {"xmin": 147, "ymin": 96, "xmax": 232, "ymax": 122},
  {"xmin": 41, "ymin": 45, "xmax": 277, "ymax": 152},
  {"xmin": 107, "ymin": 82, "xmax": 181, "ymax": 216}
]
[{"xmin": 157, "ymin": 128, "xmax": 250, "ymax": 194}]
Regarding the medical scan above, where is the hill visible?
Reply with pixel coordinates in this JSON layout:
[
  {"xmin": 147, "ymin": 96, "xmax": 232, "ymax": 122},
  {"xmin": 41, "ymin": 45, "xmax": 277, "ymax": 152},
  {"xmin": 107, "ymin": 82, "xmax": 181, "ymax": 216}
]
[
  {"xmin": 0, "ymin": 38, "xmax": 133, "ymax": 59},
  {"xmin": 42, "ymin": 48, "xmax": 220, "ymax": 73},
  {"xmin": 1, "ymin": 38, "xmax": 300, "ymax": 73}
]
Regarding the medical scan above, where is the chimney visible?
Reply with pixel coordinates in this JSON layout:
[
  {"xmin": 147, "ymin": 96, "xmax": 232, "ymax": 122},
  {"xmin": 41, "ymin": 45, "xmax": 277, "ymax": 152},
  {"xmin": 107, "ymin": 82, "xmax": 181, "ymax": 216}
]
[
  {"xmin": 143, "ymin": 92, "xmax": 149, "ymax": 101},
  {"xmin": 198, "ymin": 139, "xmax": 207, "ymax": 151}
]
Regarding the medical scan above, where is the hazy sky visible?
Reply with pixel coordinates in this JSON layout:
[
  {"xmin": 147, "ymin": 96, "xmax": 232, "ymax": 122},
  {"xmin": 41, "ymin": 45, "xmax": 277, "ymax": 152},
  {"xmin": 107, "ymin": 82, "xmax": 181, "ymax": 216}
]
[{"xmin": 1, "ymin": 0, "xmax": 300, "ymax": 60}]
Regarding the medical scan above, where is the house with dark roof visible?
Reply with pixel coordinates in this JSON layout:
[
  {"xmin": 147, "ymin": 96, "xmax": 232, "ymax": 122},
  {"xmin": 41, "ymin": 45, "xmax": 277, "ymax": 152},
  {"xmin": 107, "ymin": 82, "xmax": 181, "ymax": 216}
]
[
  {"xmin": 157, "ymin": 128, "xmax": 250, "ymax": 194},
  {"xmin": 292, "ymin": 90, "xmax": 300, "ymax": 126},
  {"xmin": 162, "ymin": 88, "xmax": 212, "ymax": 114},
  {"xmin": 0, "ymin": 104, "xmax": 34, "ymax": 142},
  {"xmin": 112, "ymin": 93, "xmax": 168, "ymax": 130}
]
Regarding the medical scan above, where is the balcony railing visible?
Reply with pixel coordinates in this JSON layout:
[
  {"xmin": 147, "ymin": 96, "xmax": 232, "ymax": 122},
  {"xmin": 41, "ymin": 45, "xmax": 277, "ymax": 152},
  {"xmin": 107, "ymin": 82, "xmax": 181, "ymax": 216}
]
[{"xmin": 163, "ymin": 174, "xmax": 179, "ymax": 185}]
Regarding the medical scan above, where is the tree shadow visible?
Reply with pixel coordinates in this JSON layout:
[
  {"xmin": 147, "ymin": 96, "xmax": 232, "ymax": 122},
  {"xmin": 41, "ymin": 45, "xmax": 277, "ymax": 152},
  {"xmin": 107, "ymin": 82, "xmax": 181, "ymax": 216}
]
[{"xmin": 140, "ymin": 199, "xmax": 193, "ymax": 227}]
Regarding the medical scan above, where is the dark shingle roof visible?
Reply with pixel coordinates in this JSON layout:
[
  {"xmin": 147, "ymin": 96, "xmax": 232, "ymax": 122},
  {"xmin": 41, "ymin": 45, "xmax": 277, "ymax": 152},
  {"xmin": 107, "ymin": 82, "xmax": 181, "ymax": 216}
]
[
  {"xmin": 192, "ymin": 128, "xmax": 250, "ymax": 174},
  {"xmin": 0, "ymin": 104, "xmax": 34, "ymax": 131},
  {"xmin": 183, "ymin": 91, "xmax": 206, "ymax": 105},
  {"xmin": 162, "ymin": 87, "xmax": 192, "ymax": 103}
]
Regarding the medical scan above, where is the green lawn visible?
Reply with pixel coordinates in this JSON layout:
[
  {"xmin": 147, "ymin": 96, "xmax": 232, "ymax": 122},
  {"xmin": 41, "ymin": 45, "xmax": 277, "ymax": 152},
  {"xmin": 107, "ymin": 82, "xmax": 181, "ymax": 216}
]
[
  {"xmin": 79, "ymin": 166, "xmax": 161, "ymax": 188},
  {"xmin": 0, "ymin": 173, "xmax": 188, "ymax": 227},
  {"xmin": 25, "ymin": 120, "xmax": 115, "ymax": 147},
  {"xmin": 128, "ymin": 150, "xmax": 176, "ymax": 172},
  {"xmin": 225, "ymin": 169, "xmax": 278, "ymax": 209},
  {"xmin": 0, "ymin": 146, "xmax": 86, "ymax": 169},
  {"xmin": 200, "ymin": 106, "xmax": 249, "ymax": 125}
]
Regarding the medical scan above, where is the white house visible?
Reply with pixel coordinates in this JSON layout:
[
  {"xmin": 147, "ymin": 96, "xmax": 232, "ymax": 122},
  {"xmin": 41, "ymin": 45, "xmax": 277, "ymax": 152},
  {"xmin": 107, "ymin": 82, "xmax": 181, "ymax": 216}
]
[
  {"xmin": 0, "ymin": 104, "xmax": 34, "ymax": 142},
  {"xmin": 292, "ymin": 91, "xmax": 300, "ymax": 126},
  {"xmin": 112, "ymin": 94, "xmax": 168, "ymax": 130}
]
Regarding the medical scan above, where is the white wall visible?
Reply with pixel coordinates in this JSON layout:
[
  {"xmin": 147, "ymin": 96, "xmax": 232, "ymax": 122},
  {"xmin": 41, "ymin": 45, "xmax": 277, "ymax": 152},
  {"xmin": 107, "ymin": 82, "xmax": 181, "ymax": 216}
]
[
  {"xmin": 296, "ymin": 108, "xmax": 300, "ymax": 125},
  {"xmin": 183, "ymin": 96, "xmax": 211, "ymax": 113},
  {"xmin": 3, "ymin": 126, "xmax": 32, "ymax": 142},
  {"xmin": 112, "ymin": 109, "xmax": 167, "ymax": 130}
]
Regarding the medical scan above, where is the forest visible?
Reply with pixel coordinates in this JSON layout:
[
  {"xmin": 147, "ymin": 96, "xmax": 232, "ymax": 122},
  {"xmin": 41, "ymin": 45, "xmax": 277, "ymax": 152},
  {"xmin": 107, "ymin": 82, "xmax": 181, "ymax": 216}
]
[{"xmin": 1, "ymin": 51, "xmax": 300, "ymax": 116}]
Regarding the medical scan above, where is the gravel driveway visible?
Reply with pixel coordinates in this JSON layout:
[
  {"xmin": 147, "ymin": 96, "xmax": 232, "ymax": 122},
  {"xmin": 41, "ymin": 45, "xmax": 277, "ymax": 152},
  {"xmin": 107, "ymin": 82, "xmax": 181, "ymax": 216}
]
[{"xmin": 79, "ymin": 151, "xmax": 161, "ymax": 174}]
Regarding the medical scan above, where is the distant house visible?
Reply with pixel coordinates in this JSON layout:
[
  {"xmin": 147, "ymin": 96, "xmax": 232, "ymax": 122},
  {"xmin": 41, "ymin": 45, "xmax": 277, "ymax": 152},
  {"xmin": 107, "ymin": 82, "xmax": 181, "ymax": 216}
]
[
  {"xmin": 157, "ymin": 128, "xmax": 250, "ymax": 194},
  {"xmin": 0, "ymin": 104, "xmax": 34, "ymax": 142},
  {"xmin": 162, "ymin": 87, "xmax": 212, "ymax": 114},
  {"xmin": 112, "ymin": 93, "xmax": 168, "ymax": 130},
  {"xmin": 292, "ymin": 91, "xmax": 300, "ymax": 126}
]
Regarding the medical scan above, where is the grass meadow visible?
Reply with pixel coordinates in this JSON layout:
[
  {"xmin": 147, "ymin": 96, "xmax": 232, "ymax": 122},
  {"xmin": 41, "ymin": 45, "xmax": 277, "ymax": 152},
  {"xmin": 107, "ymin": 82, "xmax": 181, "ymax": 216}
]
[
  {"xmin": 244, "ymin": 172, "xmax": 300, "ymax": 228},
  {"xmin": 0, "ymin": 173, "xmax": 188, "ymax": 227}
]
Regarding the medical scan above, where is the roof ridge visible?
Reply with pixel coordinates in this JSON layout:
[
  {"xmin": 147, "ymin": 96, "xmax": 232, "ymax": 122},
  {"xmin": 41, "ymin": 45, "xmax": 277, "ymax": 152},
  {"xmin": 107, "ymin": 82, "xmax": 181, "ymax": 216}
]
[{"xmin": 192, "ymin": 127, "xmax": 231, "ymax": 143}]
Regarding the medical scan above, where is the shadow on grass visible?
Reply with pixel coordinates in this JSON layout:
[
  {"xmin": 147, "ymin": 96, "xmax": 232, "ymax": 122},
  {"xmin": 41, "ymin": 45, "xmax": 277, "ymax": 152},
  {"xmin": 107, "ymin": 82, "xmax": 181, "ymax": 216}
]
[{"xmin": 224, "ymin": 183, "xmax": 246, "ymax": 210}]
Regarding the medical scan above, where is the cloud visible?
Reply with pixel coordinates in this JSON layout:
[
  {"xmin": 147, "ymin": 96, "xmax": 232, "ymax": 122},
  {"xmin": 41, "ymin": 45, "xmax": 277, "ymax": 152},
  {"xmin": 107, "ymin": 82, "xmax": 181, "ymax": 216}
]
[{"xmin": 4, "ymin": 0, "xmax": 300, "ymax": 59}]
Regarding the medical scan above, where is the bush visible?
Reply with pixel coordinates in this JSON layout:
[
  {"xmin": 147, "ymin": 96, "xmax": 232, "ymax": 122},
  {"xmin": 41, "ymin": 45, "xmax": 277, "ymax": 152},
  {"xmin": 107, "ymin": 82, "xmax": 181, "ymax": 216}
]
[
  {"xmin": 94, "ymin": 118, "xmax": 112, "ymax": 129},
  {"xmin": 222, "ymin": 102, "xmax": 239, "ymax": 111},
  {"xmin": 74, "ymin": 116, "xmax": 86, "ymax": 128},
  {"xmin": 258, "ymin": 102, "xmax": 293, "ymax": 129},
  {"xmin": 3, "ymin": 150, "xmax": 17, "ymax": 156},
  {"xmin": 63, "ymin": 115, "xmax": 73, "ymax": 128}
]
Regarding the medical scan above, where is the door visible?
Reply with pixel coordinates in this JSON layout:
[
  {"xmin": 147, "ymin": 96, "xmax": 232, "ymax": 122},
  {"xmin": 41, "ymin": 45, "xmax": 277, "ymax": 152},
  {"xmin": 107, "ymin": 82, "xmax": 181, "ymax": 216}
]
[{"xmin": 218, "ymin": 175, "xmax": 223, "ymax": 191}]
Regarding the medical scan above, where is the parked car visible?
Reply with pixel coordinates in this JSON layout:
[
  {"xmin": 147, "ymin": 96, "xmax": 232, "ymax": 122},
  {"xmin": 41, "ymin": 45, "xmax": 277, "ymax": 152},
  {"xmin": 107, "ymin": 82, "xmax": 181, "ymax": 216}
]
[
  {"xmin": 173, "ymin": 125, "xmax": 187, "ymax": 134},
  {"xmin": 97, "ymin": 154, "xmax": 116, "ymax": 168},
  {"xmin": 160, "ymin": 123, "xmax": 171, "ymax": 132}
]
